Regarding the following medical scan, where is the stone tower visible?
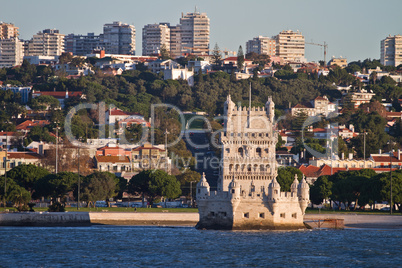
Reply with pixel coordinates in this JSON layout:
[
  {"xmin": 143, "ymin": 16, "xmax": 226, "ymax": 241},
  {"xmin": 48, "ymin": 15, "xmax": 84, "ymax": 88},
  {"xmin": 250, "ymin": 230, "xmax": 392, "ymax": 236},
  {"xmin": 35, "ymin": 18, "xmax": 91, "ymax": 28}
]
[{"xmin": 196, "ymin": 95, "xmax": 309, "ymax": 230}]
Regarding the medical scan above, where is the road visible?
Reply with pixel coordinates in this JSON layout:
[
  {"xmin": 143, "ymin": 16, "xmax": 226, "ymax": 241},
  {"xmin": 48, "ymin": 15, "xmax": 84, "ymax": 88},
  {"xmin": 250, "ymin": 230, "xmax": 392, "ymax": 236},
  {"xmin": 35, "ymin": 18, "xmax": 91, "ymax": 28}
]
[{"xmin": 182, "ymin": 131, "xmax": 220, "ymax": 189}]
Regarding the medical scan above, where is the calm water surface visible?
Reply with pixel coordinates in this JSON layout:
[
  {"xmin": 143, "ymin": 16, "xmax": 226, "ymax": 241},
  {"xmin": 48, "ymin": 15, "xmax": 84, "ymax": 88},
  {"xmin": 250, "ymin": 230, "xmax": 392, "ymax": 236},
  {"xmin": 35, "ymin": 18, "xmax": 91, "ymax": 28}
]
[{"xmin": 0, "ymin": 226, "xmax": 401, "ymax": 267}]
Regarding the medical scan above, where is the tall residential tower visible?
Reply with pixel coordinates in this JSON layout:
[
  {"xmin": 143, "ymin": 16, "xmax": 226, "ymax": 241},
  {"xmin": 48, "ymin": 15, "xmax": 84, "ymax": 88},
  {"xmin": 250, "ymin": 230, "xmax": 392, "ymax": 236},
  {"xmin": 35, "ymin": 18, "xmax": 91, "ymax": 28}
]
[
  {"xmin": 142, "ymin": 23, "xmax": 170, "ymax": 56},
  {"xmin": 381, "ymin": 35, "xmax": 402, "ymax": 67},
  {"xmin": 101, "ymin": 21, "xmax": 136, "ymax": 55}
]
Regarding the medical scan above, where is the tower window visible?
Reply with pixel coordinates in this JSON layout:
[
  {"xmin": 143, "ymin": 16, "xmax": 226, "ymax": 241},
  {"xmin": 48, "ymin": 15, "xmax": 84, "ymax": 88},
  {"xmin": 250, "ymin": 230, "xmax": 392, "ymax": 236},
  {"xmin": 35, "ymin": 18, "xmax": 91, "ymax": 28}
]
[
  {"xmin": 243, "ymin": 212, "xmax": 249, "ymax": 218},
  {"xmin": 280, "ymin": 213, "xmax": 285, "ymax": 218},
  {"xmin": 259, "ymin": 213, "xmax": 265, "ymax": 218}
]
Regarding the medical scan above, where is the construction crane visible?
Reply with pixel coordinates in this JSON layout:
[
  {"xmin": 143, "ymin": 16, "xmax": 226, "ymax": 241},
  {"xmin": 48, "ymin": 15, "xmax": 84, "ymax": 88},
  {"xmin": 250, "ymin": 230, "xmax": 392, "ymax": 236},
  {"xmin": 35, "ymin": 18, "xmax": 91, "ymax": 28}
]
[{"xmin": 305, "ymin": 41, "xmax": 328, "ymax": 66}]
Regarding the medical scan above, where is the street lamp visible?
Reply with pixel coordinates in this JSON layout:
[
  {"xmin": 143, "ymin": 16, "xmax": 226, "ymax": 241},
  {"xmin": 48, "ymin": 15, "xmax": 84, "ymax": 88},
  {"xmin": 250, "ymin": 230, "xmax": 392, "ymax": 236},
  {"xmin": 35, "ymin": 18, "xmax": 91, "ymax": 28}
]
[
  {"xmin": 190, "ymin": 181, "xmax": 196, "ymax": 208},
  {"xmin": 54, "ymin": 124, "xmax": 60, "ymax": 174},
  {"xmin": 77, "ymin": 143, "xmax": 81, "ymax": 210},
  {"xmin": 2, "ymin": 131, "xmax": 8, "ymax": 208},
  {"xmin": 164, "ymin": 129, "xmax": 169, "ymax": 173},
  {"xmin": 389, "ymin": 138, "xmax": 393, "ymax": 215}
]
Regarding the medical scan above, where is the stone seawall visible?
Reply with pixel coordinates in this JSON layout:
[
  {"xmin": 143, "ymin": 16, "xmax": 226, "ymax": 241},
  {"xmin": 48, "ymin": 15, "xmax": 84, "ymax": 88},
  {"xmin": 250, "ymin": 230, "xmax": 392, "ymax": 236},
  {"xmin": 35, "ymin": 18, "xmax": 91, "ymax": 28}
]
[
  {"xmin": 0, "ymin": 212, "xmax": 91, "ymax": 226},
  {"xmin": 0, "ymin": 212, "xmax": 199, "ymax": 227}
]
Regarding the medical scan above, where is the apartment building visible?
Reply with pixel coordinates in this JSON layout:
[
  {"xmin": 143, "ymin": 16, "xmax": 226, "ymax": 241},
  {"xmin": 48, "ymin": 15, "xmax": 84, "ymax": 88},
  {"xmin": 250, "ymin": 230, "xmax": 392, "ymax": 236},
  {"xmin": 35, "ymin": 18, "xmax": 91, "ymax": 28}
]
[
  {"xmin": 328, "ymin": 57, "xmax": 348, "ymax": 68},
  {"xmin": 275, "ymin": 30, "xmax": 305, "ymax": 62},
  {"xmin": 0, "ymin": 37, "xmax": 24, "ymax": 68},
  {"xmin": 26, "ymin": 29, "xmax": 65, "ymax": 56},
  {"xmin": 381, "ymin": 34, "xmax": 402, "ymax": 67},
  {"xmin": 101, "ymin": 21, "xmax": 136, "ymax": 55},
  {"xmin": 142, "ymin": 23, "xmax": 170, "ymax": 56},
  {"xmin": 0, "ymin": 23, "xmax": 19, "ymax": 39},
  {"xmin": 169, "ymin": 25, "xmax": 182, "ymax": 58},
  {"xmin": 246, "ymin": 36, "xmax": 276, "ymax": 56},
  {"xmin": 65, "ymin": 33, "xmax": 100, "ymax": 56},
  {"xmin": 179, "ymin": 11, "xmax": 210, "ymax": 56}
]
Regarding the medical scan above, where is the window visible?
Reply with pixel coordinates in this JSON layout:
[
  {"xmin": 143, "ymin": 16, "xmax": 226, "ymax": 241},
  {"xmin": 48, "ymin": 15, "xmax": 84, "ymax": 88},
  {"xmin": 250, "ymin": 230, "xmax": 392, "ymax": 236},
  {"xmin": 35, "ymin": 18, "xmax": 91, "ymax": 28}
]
[
  {"xmin": 243, "ymin": 212, "xmax": 249, "ymax": 218},
  {"xmin": 280, "ymin": 213, "xmax": 285, "ymax": 218},
  {"xmin": 259, "ymin": 213, "xmax": 265, "ymax": 218},
  {"xmin": 231, "ymin": 189, "xmax": 235, "ymax": 194},
  {"xmin": 292, "ymin": 213, "xmax": 297, "ymax": 219},
  {"xmin": 256, "ymin": 147, "xmax": 262, "ymax": 157}
]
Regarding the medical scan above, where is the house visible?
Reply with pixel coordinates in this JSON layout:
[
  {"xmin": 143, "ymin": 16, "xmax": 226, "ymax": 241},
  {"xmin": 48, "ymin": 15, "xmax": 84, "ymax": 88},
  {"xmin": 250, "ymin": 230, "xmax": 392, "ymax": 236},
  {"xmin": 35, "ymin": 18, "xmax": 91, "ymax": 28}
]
[
  {"xmin": 0, "ymin": 132, "xmax": 23, "ymax": 150},
  {"xmin": 54, "ymin": 63, "xmax": 94, "ymax": 76},
  {"xmin": 105, "ymin": 107, "xmax": 145, "ymax": 125},
  {"xmin": 149, "ymin": 59, "xmax": 180, "ymax": 74},
  {"xmin": 31, "ymin": 89, "xmax": 85, "ymax": 108},
  {"xmin": 345, "ymin": 89, "xmax": 376, "ymax": 109},
  {"xmin": 370, "ymin": 150, "xmax": 402, "ymax": 168},
  {"xmin": 16, "ymin": 120, "xmax": 51, "ymax": 133},
  {"xmin": 96, "ymin": 143, "xmax": 131, "ymax": 157},
  {"xmin": 291, "ymin": 96, "xmax": 336, "ymax": 117},
  {"xmin": 0, "ymin": 151, "xmax": 43, "ymax": 175},
  {"xmin": 94, "ymin": 155, "xmax": 132, "ymax": 173},
  {"xmin": 163, "ymin": 68, "xmax": 194, "ymax": 86},
  {"xmin": 187, "ymin": 60, "xmax": 211, "ymax": 73},
  {"xmin": 131, "ymin": 143, "xmax": 171, "ymax": 173}
]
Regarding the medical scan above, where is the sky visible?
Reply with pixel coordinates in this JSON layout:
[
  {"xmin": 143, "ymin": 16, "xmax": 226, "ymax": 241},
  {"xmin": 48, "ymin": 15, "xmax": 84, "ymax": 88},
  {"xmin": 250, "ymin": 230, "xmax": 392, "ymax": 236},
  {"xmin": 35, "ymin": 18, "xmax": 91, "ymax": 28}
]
[{"xmin": 1, "ymin": 0, "xmax": 402, "ymax": 63}]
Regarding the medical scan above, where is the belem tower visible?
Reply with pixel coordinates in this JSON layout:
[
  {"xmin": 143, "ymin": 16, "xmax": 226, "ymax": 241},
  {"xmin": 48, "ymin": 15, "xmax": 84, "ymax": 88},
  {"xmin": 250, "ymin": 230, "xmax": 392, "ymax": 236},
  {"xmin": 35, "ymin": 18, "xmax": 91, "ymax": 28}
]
[{"xmin": 196, "ymin": 95, "xmax": 309, "ymax": 230}]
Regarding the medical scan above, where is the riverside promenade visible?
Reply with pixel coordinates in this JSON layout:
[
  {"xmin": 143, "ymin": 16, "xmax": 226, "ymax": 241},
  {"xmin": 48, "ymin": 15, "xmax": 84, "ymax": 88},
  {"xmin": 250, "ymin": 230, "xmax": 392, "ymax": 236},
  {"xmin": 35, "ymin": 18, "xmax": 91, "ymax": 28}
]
[{"xmin": 0, "ymin": 211, "xmax": 401, "ymax": 229}]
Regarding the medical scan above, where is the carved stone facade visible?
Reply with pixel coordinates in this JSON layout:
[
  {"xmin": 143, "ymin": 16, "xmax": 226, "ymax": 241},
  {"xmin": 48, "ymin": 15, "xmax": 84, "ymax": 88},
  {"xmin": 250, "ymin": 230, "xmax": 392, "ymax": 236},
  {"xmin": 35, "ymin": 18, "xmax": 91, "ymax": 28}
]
[{"xmin": 196, "ymin": 95, "xmax": 309, "ymax": 230}]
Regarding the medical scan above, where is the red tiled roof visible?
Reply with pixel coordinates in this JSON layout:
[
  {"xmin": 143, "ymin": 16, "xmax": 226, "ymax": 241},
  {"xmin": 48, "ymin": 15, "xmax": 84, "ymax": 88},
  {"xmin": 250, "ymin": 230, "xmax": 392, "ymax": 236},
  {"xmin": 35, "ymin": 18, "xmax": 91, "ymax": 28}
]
[
  {"xmin": 371, "ymin": 155, "xmax": 402, "ymax": 163},
  {"xmin": 108, "ymin": 108, "xmax": 142, "ymax": 116},
  {"xmin": 7, "ymin": 152, "xmax": 42, "ymax": 160},
  {"xmin": 0, "ymin": 132, "xmax": 19, "ymax": 136},
  {"xmin": 314, "ymin": 96, "xmax": 327, "ymax": 101},
  {"xmin": 132, "ymin": 146, "xmax": 165, "ymax": 152},
  {"xmin": 299, "ymin": 165, "xmax": 321, "ymax": 177},
  {"xmin": 97, "ymin": 145, "xmax": 126, "ymax": 151},
  {"xmin": 16, "ymin": 120, "xmax": 50, "ymax": 130},
  {"xmin": 95, "ymin": 155, "xmax": 130, "ymax": 163}
]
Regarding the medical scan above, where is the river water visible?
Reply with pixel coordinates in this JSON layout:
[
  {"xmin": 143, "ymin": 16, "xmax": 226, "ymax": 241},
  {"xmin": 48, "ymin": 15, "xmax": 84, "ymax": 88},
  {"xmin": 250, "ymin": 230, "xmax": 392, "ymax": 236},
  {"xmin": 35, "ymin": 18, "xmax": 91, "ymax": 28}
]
[{"xmin": 0, "ymin": 226, "xmax": 401, "ymax": 267}]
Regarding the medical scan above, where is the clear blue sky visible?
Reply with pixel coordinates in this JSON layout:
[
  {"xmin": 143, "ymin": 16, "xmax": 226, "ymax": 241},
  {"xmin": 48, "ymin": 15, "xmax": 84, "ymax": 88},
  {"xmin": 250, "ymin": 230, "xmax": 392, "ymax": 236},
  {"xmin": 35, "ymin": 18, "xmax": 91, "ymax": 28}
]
[{"xmin": 1, "ymin": 0, "xmax": 401, "ymax": 63}]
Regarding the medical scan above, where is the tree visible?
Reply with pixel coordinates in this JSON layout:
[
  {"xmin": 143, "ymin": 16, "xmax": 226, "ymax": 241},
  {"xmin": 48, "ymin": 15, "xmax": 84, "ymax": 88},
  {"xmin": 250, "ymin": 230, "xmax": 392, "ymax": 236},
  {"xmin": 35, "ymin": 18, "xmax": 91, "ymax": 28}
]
[
  {"xmin": 237, "ymin": 45, "xmax": 245, "ymax": 71},
  {"xmin": 176, "ymin": 170, "xmax": 201, "ymax": 197},
  {"xmin": 377, "ymin": 170, "xmax": 402, "ymax": 213},
  {"xmin": 310, "ymin": 176, "xmax": 332, "ymax": 205},
  {"xmin": 276, "ymin": 167, "xmax": 303, "ymax": 191},
  {"xmin": 212, "ymin": 43, "xmax": 222, "ymax": 69},
  {"xmin": 6, "ymin": 164, "xmax": 50, "ymax": 193},
  {"xmin": 159, "ymin": 44, "xmax": 170, "ymax": 60},
  {"xmin": 81, "ymin": 172, "xmax": 118, "ymax": 207},
  {"xmin": 34, "ymin": 172, "xmax": 78, "ymax": 202},
  {"xmin": 128, "ymin": 170, "xmax": 181, "ymax": 205},
  {"xmin": 7, "ymin": 185, "xmax": 31, "ymax": 211}
]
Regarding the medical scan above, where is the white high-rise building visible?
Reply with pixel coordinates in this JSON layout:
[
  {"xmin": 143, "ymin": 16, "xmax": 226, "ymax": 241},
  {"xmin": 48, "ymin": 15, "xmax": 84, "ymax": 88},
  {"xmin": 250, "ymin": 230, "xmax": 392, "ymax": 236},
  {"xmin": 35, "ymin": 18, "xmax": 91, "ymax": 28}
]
[
  {"xmin": 275, "ymin": 30, "xmax": 305, "ymax": 62},
  {"xmin": 101, "ymin": 21, "xmax": 136, "ymax": 55},
  {"xmin": 246, "ymin": 36, "xmax": 276, "ymax": 56},
  {"xmin": 179, "ymin": 11, "xmax": 210, "ymax": 56},
  {"xmin": 26, "ymin": 29, "xmax": 65, "ymax": 56},
  {"xmin": 381, "ymin": 35, "xmax": 402, "ymax": 67},
  {"xmin": 0, "ymin": 23, "xmax": 19, "ymax": 39},
  {"xmin": 0, "ymin": 37, "xmax": 24, "ymax": 68},
  {"xmin": 142, "ymin": 23, "xmax": 170, "ymax": 56}
]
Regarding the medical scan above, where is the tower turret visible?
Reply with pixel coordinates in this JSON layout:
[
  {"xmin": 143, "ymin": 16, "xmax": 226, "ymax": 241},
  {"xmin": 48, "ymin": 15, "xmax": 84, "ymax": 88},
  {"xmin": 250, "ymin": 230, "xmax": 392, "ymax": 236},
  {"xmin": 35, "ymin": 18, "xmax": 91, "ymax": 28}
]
[
  {"xmin": 265, "ymin": 96, "xmax": 275, "ymax": 122},
  {"xmin": 196, "ymin": 172, "xmax": 210, "ymax": 198},
  {"xmin": 297, "ymin": 175, "xmax": 310, "ymax": 213},
  {"xmin": 228, "ymin": 177, "xmax": 240, "ymax": 199},
  {"xmin": 224, "ymin": 94, "xmax": 235, "ymax": 116},
  {"xmin": 268, "ymin": 177, "xmax": 281, "ymax": 200}
]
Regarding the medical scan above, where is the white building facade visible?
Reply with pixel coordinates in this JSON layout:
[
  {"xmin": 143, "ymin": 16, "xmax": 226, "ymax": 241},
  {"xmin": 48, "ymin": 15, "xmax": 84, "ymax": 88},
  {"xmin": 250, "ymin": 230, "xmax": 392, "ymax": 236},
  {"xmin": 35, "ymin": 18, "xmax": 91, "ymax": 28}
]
[
  {"xmin": 142, "ymin": 23, "xmax": 170, "ymax": 56},
  {"xmin": 381, "ymin": 34, "xmax": 402, "ymax": 67},
  {"xmin": 275, "ymin": 30, "xmax": 305, "ymax": 63},
  {"xmin": 101, "ymin": 22, "xmax": 136, "ymax": 55}
]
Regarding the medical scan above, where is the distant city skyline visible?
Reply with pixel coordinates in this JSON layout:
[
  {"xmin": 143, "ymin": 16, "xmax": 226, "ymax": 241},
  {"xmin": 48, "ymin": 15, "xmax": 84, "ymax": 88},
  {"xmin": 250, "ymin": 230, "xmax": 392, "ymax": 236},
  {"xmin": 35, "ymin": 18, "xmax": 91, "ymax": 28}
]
[{"xmin": 1, "ymin": 0, "xmax": 401, "ymax": 63}]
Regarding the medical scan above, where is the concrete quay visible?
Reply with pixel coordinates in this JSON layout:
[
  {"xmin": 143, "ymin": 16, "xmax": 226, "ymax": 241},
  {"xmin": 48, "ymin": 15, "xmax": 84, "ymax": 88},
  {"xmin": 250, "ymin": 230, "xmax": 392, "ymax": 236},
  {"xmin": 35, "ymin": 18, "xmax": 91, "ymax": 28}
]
[{"xmin": 0, "ymin": 212, "xmax": 401, "ymax": 229}]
